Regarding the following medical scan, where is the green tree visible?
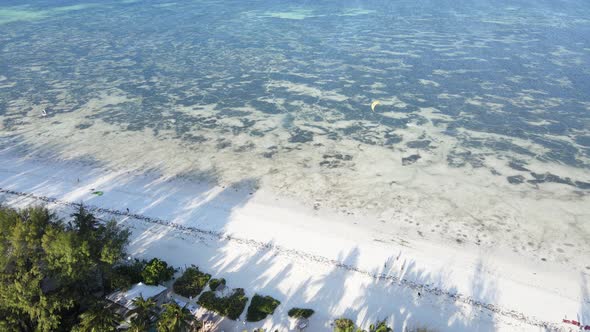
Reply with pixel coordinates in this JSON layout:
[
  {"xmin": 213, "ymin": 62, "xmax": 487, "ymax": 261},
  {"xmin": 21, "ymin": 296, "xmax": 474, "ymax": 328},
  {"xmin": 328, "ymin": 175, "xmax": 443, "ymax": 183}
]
[
  {"xmin": 369, "ymin": 321, "xmax": 393, "ymax": 332},
  {"xmin": 0, "ymin": 205, "xmax": 130, "ymax": 331},
  {"xmin": 334, "ymin": 318, "xmax": 356, "ymax": 332},
  {"xmin": 74, "ymin": 303, "xmax": 121, "ymax": 332},
  {"xmin": 208, "ymin": 278, "xmax": 225, "ymax": 291},
  {"xmin": 98, "ymin": 220, "xmax": 130, "ymax": 265},
  {"xmin": 128, "ymin": 296, "xmax": 158, "ymax": 332},
  {"xmin": 197, "ymin": 288, "xmax": 248, "ymax": 320},
  {"xmin": 173, "ymin": 265, "xmax": 211, "ymax": 298},
  {"xmin": 246, "ymin": 294, "xmax": 281, "ymax": 322},
  {"xmin": 110, "ymin": 259, "xmax": 146, "ymax": 291},
  {"xmin": 156, "ymin": 302, "xmax": 199, "ymax": 332},
  {"xmin": 95, "ymin": 220, "xmax": 131, "ymax": 293},
  {"xmin": 287, "ymin": 307, "xmax": 314, "ymax": 319},
  {"xmin": 0, "ymin": 206, "xmax": 54, "ymax": 270},
  {"xmin": 42, "ymin": 225, "xmax": 93, "ymax": 280},
  {"xmin": 70, "ymin": 206, "xmax": 99, "ymax": 237},
  {"xmin": 69, "ymin": 207, "xmax": 130, "ymax": 293},
  {"xmin": 0, "ymin": 207, "xmax": 73, "ymax": 331},
  {"xmin": 142, "ymin": 258, "xmax": 175, "ymax": 285}
]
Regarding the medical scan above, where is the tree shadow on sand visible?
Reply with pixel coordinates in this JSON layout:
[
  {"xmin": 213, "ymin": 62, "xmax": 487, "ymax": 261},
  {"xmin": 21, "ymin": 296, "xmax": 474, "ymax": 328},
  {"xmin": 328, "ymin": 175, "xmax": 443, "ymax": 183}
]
[
  {"xmin": 0, "ymin": 147, "xmax": 548, "ymax": 331},
  {"xmin": 176, "ymin": 238, "xmax": 510, "ymax": 332}
]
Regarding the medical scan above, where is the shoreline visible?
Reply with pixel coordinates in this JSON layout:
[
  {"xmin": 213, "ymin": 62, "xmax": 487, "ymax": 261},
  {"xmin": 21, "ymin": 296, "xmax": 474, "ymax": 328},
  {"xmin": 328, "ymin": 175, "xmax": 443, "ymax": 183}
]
[
  {"xmin": 0, "ymin": 186, "xmax": 564, "ymax": 330},
  {"xmin": 0, "ymin": 149, "xmax": 587, "ymax": 331}
]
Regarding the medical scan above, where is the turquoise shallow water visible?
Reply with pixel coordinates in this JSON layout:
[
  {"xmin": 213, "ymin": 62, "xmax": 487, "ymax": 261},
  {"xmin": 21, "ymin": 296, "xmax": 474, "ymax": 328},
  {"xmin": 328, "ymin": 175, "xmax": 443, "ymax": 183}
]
[
  {"xmin": 1, "ymin": 0, "xmax": 589, "ymax": 187},
  {"xmin": 0, "ymin": 0, "xmax": 589, "ymax": 267}
]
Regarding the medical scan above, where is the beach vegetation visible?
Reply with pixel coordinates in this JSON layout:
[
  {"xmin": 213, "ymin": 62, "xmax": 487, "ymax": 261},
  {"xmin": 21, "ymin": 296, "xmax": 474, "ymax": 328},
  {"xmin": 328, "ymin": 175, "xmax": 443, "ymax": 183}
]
[
  {"xmin": 368, "ymin": 320, "xmax": 393, "ymax": 332},
  {"xmin": 112, "ymin": 257, "xmax": 175, "ymax": 289},
  {"xmin": 128, "ymin": 296, "xmax": 158, "ymax": 331},
  {"xmin": 0, "ymin": 205, "xmax": 129, "ymax": 331},
  {"xmin": 111, "ymin": 258, "xmax": 146, "ymax": 290},
  {"xmin": 173, "ymin": 265, "xmax": 211, "ymax": 298},
  {"xmin": 208, "ymin": 277, "xmax": 226, "ymax": 291},
  {"xmin": 246, "ymin": 294, "xmax": 281, "ymax": 322},
  {"xmin": 73, "ymin": 301, "xmax": 121, "ymax": 332},
  {"xmin": 197, "ymin": 288, "xmax": 248, "ymax": 320},
  {"xmin": 288, "ymin": 307, "xmax": 315, "ymax": 318},
  {"xmin": 334, "ymin": 318, "xmax": 356, "ymax": 332},
  {"xmin": 156, "ymin": 302, "xmax": 200, "ymax": 332},
  {"xmin": 142, "ymin": 257, "xmax": 175, "ymax": 285}
]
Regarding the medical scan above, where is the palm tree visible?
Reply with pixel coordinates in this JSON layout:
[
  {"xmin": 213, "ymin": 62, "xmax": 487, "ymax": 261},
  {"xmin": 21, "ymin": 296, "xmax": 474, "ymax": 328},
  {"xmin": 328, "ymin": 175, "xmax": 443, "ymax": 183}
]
[
  {"xmin": 127, "ymin": 296, "xmax": 158, "ymax": 331},
  {"xmin": 75, "ymin": 303, "xmax": 121, "ymax": 332},
  {"xmin": 156, "ymin": 302, "xmax": 200, "ymax": 332}
]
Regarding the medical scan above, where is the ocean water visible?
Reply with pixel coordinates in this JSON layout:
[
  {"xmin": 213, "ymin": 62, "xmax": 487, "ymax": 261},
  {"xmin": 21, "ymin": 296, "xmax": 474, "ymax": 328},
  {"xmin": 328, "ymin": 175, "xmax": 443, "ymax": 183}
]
[{"xmin": 1, "ymin": 0, "xmax": 589, "ymax": 263}]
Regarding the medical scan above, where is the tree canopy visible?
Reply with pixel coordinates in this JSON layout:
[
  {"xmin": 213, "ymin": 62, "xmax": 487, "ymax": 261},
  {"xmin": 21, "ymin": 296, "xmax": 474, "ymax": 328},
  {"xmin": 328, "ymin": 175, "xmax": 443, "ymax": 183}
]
[
  {"xmin": 73, "ymin": 302, "xmax": 121, "ymax": 332},
  {"xmin": 142, "ymin": 257, "xmax": 175, "ymax": 286},
  {"xmin": 0, "ymin": 205, "xmax": 130, "ymax": 331},
  {"xmin": 157, "ymin": 302, "xmax": 199, "ymax": 332},
  {"xmin": 128, "ymin": 296, "xmax": 158, "ymax": 332}
]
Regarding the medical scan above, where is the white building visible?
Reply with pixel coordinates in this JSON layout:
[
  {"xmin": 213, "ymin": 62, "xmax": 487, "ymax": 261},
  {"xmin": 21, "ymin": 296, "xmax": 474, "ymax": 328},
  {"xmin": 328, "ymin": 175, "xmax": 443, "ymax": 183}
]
[{"xmin": 106, "ymin": 282, "xmax": 168, "ymax": 312}]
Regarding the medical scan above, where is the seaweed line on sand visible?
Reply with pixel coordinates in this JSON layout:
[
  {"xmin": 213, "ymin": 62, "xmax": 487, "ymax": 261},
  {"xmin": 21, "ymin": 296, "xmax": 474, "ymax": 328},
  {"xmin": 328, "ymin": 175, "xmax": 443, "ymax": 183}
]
[{"xmin": 0, "ymin": 187, "xmax": 562, "ymax": 330}]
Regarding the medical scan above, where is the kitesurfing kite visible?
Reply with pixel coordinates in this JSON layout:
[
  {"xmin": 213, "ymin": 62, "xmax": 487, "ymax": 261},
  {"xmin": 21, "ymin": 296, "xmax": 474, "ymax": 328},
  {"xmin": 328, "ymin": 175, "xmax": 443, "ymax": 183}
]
[{"xmin": 371, "ymin": 100, "xmax": 380, "ymax": 112}]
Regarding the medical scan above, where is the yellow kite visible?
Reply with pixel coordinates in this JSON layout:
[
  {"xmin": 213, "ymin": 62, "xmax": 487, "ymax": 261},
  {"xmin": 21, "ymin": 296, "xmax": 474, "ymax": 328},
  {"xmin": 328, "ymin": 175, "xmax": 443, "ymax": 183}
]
[{"xmin": 371, "ymin": 100, "xmax": 380, "ymax": 112}]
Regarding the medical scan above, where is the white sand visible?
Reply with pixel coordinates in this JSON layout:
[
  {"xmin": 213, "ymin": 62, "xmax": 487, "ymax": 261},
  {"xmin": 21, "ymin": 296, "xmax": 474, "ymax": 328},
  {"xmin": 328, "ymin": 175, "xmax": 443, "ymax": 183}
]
[{"xmin": 1, "ymin": 148, "xmax": 588, "ymax": 332}]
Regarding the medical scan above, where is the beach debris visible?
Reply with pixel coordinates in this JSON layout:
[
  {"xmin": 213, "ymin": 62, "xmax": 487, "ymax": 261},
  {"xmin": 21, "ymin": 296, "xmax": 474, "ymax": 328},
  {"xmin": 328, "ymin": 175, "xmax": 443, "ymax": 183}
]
[
  {"xmin": 91, "ymin": 191, "xmax": 104, "ymax": 196},
  {"xmin": 370, "ymin": 100, "xmax": 380, "ymax": 112}
]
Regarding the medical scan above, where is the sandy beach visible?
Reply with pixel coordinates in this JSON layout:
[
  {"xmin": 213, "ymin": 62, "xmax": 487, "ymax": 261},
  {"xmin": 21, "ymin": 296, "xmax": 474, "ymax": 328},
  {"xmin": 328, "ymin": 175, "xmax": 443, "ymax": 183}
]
[
  {"xmin": 1, "ymin": 147, "xmax": 587, "ymax": 331},
  {"xmin": 1, "ymin": 1, "xmax": 589, "ymax": 330}
]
